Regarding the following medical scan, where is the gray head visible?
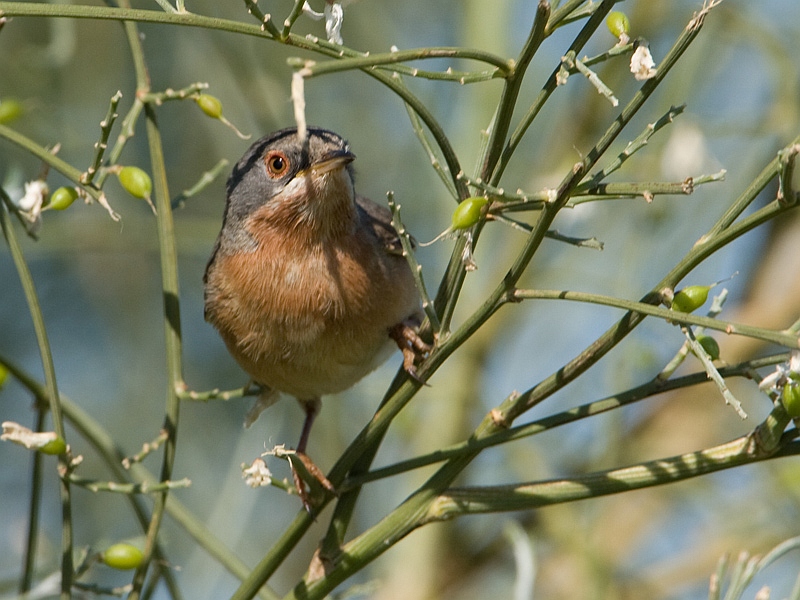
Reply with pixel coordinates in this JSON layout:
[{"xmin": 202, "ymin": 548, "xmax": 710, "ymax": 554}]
[{"xmin": 213, "ymin": 127, "xmax": 358, "ymax": 256}]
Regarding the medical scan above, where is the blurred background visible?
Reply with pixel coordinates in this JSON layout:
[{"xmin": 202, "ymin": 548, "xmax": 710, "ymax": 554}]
[{"xmin": 2, "ymin": 0, "xmax": 800, "ymax": 598}]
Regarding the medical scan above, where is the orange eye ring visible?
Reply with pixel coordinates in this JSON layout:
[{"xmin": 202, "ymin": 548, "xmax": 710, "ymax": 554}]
[{"xmin": 265, "ymin": 151, "xmax": 290, "ymax": 178}]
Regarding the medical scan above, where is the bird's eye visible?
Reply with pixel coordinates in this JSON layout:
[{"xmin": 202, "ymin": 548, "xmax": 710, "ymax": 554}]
[{"xmin": 265, "ymin": 152, "xmax": 290, "ymax": 178}]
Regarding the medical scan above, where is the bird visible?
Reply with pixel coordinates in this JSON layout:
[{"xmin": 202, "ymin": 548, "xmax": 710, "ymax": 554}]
[{"xmin": 203, "ymin": 126, "xmax": 429, "ymax": 505}]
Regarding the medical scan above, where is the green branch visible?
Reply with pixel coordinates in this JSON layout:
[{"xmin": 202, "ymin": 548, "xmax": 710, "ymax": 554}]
[
  {"xmin": 289, "ymin": 47, "xmax": 512, "ymax": 77},
  {"xmin": 0, "ymin": 192, "xmax": 74, "ymax": 599},
  {"xmin": 510, "ymin": 288, "xmax": 800, "ymax": 349},
  {"xmin": 0, "ymin": 353, "xmax": 277, "ymax": 600},
  {"xmin": 342, "ymin": 354, "xmax": 789, "ymax": 489},
  {"xmin": 480, "ymin": 0, "xmax": 550, "ymax": 180},
  {"xmin": 426, "ymin": 428, "xmax": 799, "ymax": 519}
]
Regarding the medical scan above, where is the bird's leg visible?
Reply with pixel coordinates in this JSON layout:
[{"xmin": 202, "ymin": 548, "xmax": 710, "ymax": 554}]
[
  {"xmin": 296, "ymin": 397, "xmax": 320, "ymax": 455},
  {"xmin": 292, "ymin": 398, "xmax": 335, "ymax": 512},
  {"xmin": 389, "ymin": 320, "xmax": 432, "ymax": 379}
]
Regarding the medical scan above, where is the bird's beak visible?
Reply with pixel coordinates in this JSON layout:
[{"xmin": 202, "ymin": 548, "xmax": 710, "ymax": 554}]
[{"xmin": 305, "ymin": 150, "xmax": 355, "ymax": 176}]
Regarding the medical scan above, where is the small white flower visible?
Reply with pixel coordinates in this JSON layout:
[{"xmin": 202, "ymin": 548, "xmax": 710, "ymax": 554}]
[
  {"xmin": 17, "ymin": 179, "xmax": 49, "ymax": 223},
  {"xmin": 759, "ymin": 350, "xmax": 800, "ymax": 393},
  {"xmin": 324, "ymin": 2, "xmax": 344, "ymax": 45},
  {"xmin": 2, "ymin": 421, "xmax": 59, "ymax": 450},
  {"xmin": 630, "ymin": 45, "xmax": 657, "ymax": 81},
  {"xmin": 302, "ymin": 1, "xmax": 345, "ymax": 44},
  {"xmin": 302, "ymin": 1, "xmax": 324, "ymax": 20},
  {"xmin": 242, "ymin": 458, "xmax": 272, "ymax": 488}
]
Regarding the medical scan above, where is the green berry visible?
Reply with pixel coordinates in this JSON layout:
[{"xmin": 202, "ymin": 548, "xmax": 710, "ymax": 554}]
[
  {"xmin": 606, "ymin": 11, "xmax": 630, "ymax": 38},
  {"xmin": 48, "ymin": 187, "xmax": 79, "ymax": 211},
  {"xmin": 0, "ymin": 99, "xmax": 24, "ymax": 124},
  {"xmin": 39, "ymin": 436, "xmax": 67, "ymax": 455},
  {"xmin": 196, "ymin": 94, "xmax": 223, "ymax": 119},
  {"xmin": 118, "ymin": 166, "xmax": 152, "ymax": 199},
  {"xmin": 0, "ymin": 364, "xmax": 8, "ymax": 389},
  {"xmin": 102, "ymin": 543, "xmax": 144, "ymax": 570},
  {"xmin": 451, "ymin": 197, "xmax": 488, "ymax": 230},
  {"xmin": 671, "ymin": 285, "xmax": 711, "ymax": 313},
  {"xmin": 782, "ymin": 381, "xmax": 800, "ymax": 418},
  {"xmin": 695, "ymin": 335, "xmax": 720, "ymax": 360}
]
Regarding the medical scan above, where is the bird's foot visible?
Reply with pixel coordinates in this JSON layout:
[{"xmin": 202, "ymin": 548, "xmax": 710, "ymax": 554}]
[
  {"xmin": 288, "ymin": 451, "xmax": 336, "ymax": 514},
  {"xmin": 389, "ymin": 321, "xmax": 432, "ymax": 382}
]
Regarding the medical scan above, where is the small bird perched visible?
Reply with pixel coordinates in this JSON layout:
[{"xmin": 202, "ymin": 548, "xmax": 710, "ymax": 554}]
[{"xmin": 204, "ymin": 127, "xmax": 428, "ymax": 501}]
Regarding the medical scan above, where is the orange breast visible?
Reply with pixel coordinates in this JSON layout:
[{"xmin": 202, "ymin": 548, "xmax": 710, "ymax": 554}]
[{"xmin": 204, "ymin": 221, "xmax": 419, "ymax": 399}]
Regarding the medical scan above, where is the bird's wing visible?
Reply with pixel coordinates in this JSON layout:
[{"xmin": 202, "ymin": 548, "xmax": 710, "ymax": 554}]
[{"xmin": 355, "ymin": 195, "xmax": 407, "ymax": 255}]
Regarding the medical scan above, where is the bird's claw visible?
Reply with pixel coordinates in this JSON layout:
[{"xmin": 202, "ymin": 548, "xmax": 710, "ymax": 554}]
[
  {"xmin": 389, "ymin": 321, "xmax": 432, "ymax": 383},
  {"xmin": 289, "ymin": 451, "xmax": 336, "ymax": 514}
]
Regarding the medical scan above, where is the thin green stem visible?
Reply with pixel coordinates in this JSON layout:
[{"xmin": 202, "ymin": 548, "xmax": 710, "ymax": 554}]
[
  {"xmin": 0, "ymin": 2, "xmax": 468, "ymax": 199},
  {"xmin": 114, "ymin": 5, "xmax": 184, "ymax": 596},
  {"xmin": 291, "ymin": 46, "xmax": 512, "ymax": 77},
  {"xmin": 281, "ymin": 0, "xmax": 306, "ymax": 39},
  {"xmin": 564, "ymin": 50, "xmax": 619, "ymax": 106},
  {"xmin": 510, "ymin": 288, "xmax": 799, "ymax": 349},
  {"xmin": 570, "ymin": 173, "xmax": 726, "ymax": 203},
  {"xmin": 82, "ymin": 90, "xmax": 122, "ymax": 185},
  {"xmin": 494, "ymin": 194, "xmax": 798, "ymax": 426},
  {"xmin": 578, "ymin": 104, "xmax": 687, "ymax": 190},
  {"xmin": 0, "ymin": 2, "xmax": 278, "ymax": 39},
  {"xmin": 388, "ymin": 194, "xmax": 441, "ymax": 333},
  {"xmin": 379, "ymin": 64, "xmax": 499, "ymax": 84},
  {"xmin": 682, "ymin": 325, "xmax": 746, "ymax": 418},
  {"xmin": 353, "ymin": 70, "xmax": 467, "ymax": 199},
  {"xmin": 707, "ymin": 137, "xmax": 800, "ymax": 236},
  {"xmin": 1, "ymin": 191, "xmax": 74, "ymax": 599},
  {"xmin": 546, "ymin": 0, "xmax": 595, "ymax": 32},
  {"xmin": 171, "ymin": 158, "xmax": 229, "ymax": 209},
  {"xmin": 0, "ymin": 353, "xmax": 274, "ymax": 600},
  {"xmin": 445, "ymin": 0, "xmax": 732, "ymax": 375},
  {"xmin": 342, "ymin": 355, "xmax": 787, "ymax": 489},
  {"xmin": 0, "ymin": 123, "xmax": 119, "ymax": 219},
  {"xmin": 480, "ymin": 0, "xmax": 550, "ymax": 181},
  {"xmin": 20, "ymin": 409, "xmax": 46, "ymax": 594},
  {"xmin": 241, "ymin": 0, "xmax": 281, "ymax": 38},
  {"xmin": 178, "ymin": 384, "xmax": 254, "ymax": 401},
  {"xmin": 229, "ymin": 512, "xmax": 315, "ymax": 600},
  {"xmin": 492, "ymin": 0, "xmax": 618, "ymax": 185},
  {"xmin": 129, "ymin": 105, "xmax": 184, "ymax": 599},
  {"xmin": 404, "ymin": 101, "xmax": 457, "ymax": 199},
  {"xmin": 68, "ymin": 475, "xmax": 192, "ymax": 493},
  {"xmin": 0, "ymin": 123, "xmax": 89, "ymax": 186},
  {"xmin": 778, "ymin": 143, "xmax": 799, "ymax": 205}
]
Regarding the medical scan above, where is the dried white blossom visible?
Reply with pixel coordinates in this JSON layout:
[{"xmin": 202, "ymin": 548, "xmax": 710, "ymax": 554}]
[
  {"xmin": 242, "ymin": 458, "xmax": 272, "ymax": 488},
  {"xmin": 2, "ymin": 421, "xmax": 59, "ymax": 450},
  {"xmin": 16, "ymin": 180, "xmax": 49, "ymax": 227},
  {"xmin": 291, "ymin": 71, "xmax": 308, "ymax": 143},
  {"xmin": 323, "ymin": 3, "xmax": 344, "ymax": 45},
  {"xmin": 759, "ymin": 350, "xmax": 800, "ymax": 393},
  {"xmin": 630, "ymin": 45, "xmax": 657, "ymax": 80},
  {"xmin": 303, "ymin": 1, "xmax": 346, "ymax": 44},
  {"xmin": 302, "ymin": 1, "xmax": 324, "ymax": 20}
]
